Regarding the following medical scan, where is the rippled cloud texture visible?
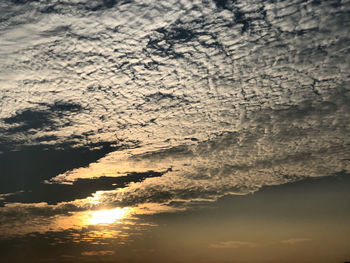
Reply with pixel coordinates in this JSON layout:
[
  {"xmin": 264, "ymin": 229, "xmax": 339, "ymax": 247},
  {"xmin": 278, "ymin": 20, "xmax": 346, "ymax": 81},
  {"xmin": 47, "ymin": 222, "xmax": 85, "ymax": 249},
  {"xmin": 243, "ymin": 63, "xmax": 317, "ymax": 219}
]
[{"xmin": 0, "ymin": 0, "xmax": 349, "ymax": 238}]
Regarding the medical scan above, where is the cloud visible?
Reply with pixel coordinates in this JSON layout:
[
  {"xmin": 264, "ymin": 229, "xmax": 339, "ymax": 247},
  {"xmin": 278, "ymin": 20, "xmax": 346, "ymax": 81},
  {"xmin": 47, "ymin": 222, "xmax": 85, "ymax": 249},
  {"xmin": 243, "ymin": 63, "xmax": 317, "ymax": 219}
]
[
  {"xmin": 81, "ymin": 250, "xmax": 115, "ymax": 256},
  {"xmin": 281, "ymin": 238, "xmax": 312, "ymax": 245},
  {"xmin": 0, "ymin": 0, "xmax": 349, "ymax": 242},
  {"xmin": 45, "ymin": 93, "xmax": 350, "ymax": 208},
  {"xmin": 1, "ymin": 0, "xmax": 348, "ymax": 151},
  {"xmin": 2, "ymin": 171, "xmax": 166, "ymax": 205},
  {"xmin": 0, "ymin": 191, "xmax": 23, "ymax": 201},
  {"xmin": 0, "ymin": 197, "xmax": 184, "ymax": 239},
  {"xmin": 2, "ymin": 101, "xmax": 83, "ymax": 133},
  {"xmin": 1, "ymin": 93, "xmax": 349, "ymax": 237},
  {"xmin": 0, "ymin": 141, "xmax": 119, "ymax": 194},
  {"xmin": 210, "ymin": 240, "xmax": 258, "ymax": 249}
]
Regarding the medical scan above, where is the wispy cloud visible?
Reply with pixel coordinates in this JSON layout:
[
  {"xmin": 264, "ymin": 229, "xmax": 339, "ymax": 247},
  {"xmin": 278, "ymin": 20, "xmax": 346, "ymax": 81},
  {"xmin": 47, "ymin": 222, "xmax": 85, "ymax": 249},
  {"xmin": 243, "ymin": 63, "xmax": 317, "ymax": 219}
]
[
  {"xmin": 281, "ymin": 238, "xmax": 312, "ymax": 245},
  {"xmin": 81, "ymin": 250, "xmax": 115, "ymax": 256},
  {"xmin": 210, "ymin": 240, "xmax": 258, "ymax": 249},
  {"xmin": 0, "ymin": 191, "xmax": 23, "ymax": 201}
]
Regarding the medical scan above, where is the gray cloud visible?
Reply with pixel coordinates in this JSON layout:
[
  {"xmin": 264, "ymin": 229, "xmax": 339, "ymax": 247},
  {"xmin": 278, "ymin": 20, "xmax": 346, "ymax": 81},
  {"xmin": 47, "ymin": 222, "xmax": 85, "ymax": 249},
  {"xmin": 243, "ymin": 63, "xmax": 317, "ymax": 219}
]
[
  {"xmin": 0, "ymin": 0, "xmax": 349, "ymax": 240},
  {"xmin": 2, "ymin": 171, "xmax": 166, "ymax": 205},
  {"xmin": 1, "ymin": 0, "xmax": 348, "ymax": 149},
  {"xmin": 47, "ymin": 92, "xmax": 349, "ymax": 207}
]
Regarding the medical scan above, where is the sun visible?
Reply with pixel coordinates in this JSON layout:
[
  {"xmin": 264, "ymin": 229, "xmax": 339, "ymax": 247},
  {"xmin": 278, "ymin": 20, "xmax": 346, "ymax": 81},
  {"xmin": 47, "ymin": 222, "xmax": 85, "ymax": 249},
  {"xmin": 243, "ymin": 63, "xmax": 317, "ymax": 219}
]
[{"xmin": 88, "ymin": 208, "xmax": 127, "ymax": 225}]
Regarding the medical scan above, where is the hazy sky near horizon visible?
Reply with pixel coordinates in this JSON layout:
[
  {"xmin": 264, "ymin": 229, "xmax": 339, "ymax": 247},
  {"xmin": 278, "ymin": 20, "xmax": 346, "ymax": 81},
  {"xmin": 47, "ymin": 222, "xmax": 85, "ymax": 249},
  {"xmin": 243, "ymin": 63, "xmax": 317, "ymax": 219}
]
[
  {"xmin": 1, "ymin": 175, "xmax": 350, "ymax": 263},
  {"xmin": 0, "ymin": 0, "xmax": 349, "ymax": 262}
]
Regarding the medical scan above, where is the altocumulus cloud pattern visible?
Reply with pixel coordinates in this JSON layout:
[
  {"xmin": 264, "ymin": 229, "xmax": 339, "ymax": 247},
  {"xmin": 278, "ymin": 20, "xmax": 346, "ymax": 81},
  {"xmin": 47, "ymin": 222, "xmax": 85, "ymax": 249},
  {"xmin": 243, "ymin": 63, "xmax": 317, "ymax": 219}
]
[{"xmin": 0, "ymin": 0, "xmax": 349, "ymax": 211}]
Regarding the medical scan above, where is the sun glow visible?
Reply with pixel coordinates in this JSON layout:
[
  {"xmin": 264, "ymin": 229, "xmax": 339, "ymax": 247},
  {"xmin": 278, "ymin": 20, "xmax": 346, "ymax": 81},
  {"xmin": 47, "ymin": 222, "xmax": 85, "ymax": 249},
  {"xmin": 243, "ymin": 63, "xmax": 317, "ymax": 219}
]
[{"xmin": 88, "ymin": 208, "xmax": 127, "ymax": 225}]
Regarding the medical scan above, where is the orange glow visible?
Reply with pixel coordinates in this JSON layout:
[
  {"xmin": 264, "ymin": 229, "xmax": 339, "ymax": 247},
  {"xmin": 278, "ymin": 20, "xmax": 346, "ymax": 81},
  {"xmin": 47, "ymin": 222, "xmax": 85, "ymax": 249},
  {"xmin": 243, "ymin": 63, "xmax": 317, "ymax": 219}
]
[{"xmin": 88, "ymin": 208, "xmax": 127, "ymax": 225}]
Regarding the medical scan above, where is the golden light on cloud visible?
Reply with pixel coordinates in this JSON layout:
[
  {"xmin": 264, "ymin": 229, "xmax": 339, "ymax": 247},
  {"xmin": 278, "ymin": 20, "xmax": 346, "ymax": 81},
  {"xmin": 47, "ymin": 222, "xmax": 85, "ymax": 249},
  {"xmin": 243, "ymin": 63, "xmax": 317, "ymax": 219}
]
[{"xmin": 88, "ymin": 208, "xmax": 127, "ymax": 225}]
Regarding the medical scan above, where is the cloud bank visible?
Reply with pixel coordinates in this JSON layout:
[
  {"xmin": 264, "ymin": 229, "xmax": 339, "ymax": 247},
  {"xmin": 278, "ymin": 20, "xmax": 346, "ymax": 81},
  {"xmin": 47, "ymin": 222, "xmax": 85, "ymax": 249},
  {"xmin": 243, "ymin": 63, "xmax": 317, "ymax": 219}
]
[{"xmin": 0, "ymin": 0, "xmax": 349, "ymax": 237}]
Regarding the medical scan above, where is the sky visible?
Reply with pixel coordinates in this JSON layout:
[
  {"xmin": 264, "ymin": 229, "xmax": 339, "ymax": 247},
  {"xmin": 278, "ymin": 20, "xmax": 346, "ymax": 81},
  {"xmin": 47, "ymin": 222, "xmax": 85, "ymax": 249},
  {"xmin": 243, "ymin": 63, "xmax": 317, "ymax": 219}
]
[{"xmin": 0, "ymin": 0, "xmax": 349, "ymax": 262}]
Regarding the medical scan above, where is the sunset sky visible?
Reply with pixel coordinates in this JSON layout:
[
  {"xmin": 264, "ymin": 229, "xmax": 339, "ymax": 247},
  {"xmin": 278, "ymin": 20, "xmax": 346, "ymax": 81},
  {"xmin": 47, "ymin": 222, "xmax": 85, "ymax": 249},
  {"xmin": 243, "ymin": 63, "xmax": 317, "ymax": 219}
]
[{"xmin": 0, "ymin": 0, "xmax": 349, "ymax": 262}]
